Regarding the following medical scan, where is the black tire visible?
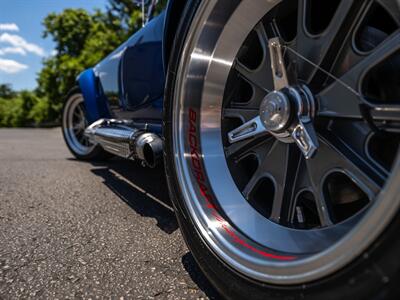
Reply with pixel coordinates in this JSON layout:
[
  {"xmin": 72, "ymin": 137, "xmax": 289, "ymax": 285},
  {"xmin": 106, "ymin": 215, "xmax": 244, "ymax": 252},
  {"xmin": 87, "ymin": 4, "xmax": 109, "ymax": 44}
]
[
  {"xmin": 62, "ymin": 87, "xmax": 112, "ymax": 161},
  {"xmin": 163, "ymin": 1, "xmax": 400, "ymax": 299}
]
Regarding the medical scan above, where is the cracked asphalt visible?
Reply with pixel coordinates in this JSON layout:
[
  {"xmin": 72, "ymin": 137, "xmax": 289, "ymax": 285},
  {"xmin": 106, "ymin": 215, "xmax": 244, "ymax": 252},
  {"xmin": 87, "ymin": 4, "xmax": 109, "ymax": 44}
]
[{"xmin": 0, "ymin": 128, "xmax": 219, "ymax": 299}]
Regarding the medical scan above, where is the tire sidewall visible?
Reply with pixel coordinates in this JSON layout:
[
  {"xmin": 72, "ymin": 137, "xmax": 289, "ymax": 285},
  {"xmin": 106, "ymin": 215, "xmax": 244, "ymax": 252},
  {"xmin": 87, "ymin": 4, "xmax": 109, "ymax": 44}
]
[
  {"xmin": 61, "ymin": 87, "xmax": 109, "ymax": 161},
  {"xmin": 163, "ymin": 1, "xmax": 400, "ymax": 299}
]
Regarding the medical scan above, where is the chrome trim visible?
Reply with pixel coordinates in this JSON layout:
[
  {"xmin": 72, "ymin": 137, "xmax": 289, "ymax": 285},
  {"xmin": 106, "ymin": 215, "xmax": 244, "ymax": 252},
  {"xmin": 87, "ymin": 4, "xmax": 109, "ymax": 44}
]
[
  {"xmin": 228, "ymin": 116, "xmax": 267, "ymax": 143},
  {"xmin": 268, "ymin": 37, "xmax": 289, "ymax": 90},
  {"xmin": 85, "ymin": 119, "xmax": 162, "ymax": 167}
]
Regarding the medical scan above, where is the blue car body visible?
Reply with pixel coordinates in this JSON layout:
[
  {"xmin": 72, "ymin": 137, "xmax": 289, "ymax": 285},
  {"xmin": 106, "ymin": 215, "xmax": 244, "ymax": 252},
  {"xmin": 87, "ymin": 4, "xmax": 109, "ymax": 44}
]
[{"xmin": 77, "ymin": 8, "xmax": 169, "ymax": 133}]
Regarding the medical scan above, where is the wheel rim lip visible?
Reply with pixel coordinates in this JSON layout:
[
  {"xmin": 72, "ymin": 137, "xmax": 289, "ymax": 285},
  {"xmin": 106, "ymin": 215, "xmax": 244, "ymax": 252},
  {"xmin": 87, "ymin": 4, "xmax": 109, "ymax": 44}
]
[
  {"xmin": 63, "ymin": 94, "xmax": 95, "ymax": 156},
  {"xmin": 172, "ymin": 0, "xmax": 400, "ymax": 284}
]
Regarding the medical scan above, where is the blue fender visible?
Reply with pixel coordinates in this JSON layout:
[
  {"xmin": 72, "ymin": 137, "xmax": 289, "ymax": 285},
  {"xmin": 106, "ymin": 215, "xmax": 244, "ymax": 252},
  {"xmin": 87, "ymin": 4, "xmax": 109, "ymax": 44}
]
[
  {"xmin": 163, "ymin": 0, "xmax": 187, "ymax": 72},
  {"xmin": 77, "ymin": 68, "xmax": 110, "ymax": 123}
]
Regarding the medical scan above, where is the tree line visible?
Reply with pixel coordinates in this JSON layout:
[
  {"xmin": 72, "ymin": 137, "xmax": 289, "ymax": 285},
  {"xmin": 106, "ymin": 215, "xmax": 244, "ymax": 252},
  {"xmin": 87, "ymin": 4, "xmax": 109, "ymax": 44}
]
[{"xmin": 0, "ymin": 0, "xmax": 166, "ymax": 127}]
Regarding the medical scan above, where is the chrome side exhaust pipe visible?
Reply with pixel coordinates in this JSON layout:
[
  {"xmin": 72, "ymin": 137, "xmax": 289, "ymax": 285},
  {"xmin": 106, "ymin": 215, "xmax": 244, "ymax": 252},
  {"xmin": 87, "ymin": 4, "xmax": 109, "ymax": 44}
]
[{"xmin": 84, "ymin": 119, "xmax": 163, "ymax": 168}]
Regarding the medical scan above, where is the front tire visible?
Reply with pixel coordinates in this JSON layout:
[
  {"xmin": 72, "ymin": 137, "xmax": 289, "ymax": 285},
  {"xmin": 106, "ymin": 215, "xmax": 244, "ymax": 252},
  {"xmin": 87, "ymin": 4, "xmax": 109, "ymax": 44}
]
[
  {"xmin": 62, "ymin": 87, "xmax": 111, "ymax": 161},
  {"xmin": 164, "ymin": 1, "xmax": 400, "ymax": 299}
]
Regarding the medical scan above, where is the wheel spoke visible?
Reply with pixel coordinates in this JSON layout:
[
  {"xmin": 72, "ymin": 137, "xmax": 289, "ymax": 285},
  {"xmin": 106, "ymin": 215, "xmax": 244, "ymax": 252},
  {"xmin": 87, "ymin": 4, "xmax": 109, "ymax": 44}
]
[
  {"xmin": 317, "ymin": 86, "xmax": 362, "ymax": 119},
  {"xmin": 265, "ymin": 19, "xmax": 283, "ymax": 40},
  {"xmin": 242, "ymin": 141, "xmax": 301, "ymax": 224},
  {"xmin": 234, "ymin": 23, "xmax": 274, "ymax": 93},
  {"xmin": 72, "ymin": 104, "xmax": 87, "ymax": 134},
  {"xmin": 305, "ymin": 171, "xmax": 333, "ymax": 226},
  {"xmin": 287, "ymin": 158, "xmax": 314, "ymax": 224},
  {"xmin": 73, "ymin": 110, "xmax": 80, "ymax": 120},
  {"xmin": 306, "ymin": 137, "xmax": 382, "ymax": 207},
  {"xmin": 304, "ymin": 146, "xmax": 337, "ymax": 227},
  {"xmin": 296, "ymin": 0, "xmax": 371, "ymax": 83},
  {"xmin": 225, "ymin": 135, "xmax": 272, "ymax": 161},
  {"xmin": 230, "ymin": 83, "xmax": 268, "ymax": 110},
  {"xmin": 254, "ymin": 22, "xmax": 271, "ymax": 52},
  {"xmin": 223, "ymin": 108, "xmax": 259, "ymax": 123},
  {"xmin": 263, "ymin": 143, "xmax": 288, "ymax": 223},
  {"xmin": 77, "ymin": 104, "xmax": 86, "ymax": 120},
  {"xmin": 317, "ymin": 87, "xmax": 400, "ymax": 122},
  {"xmin": 271, "ymin": 144, "xmax": 302, "ymax": 224},
  {"xmin": 341, "ymin": 30, "xmax": 400, "ymax": 89},
  {"xmin": 234, "ymin": 62, "xmax": 272, "ymax": 94},
  {"xmin": 242, "ymin": 172, "xmax": 261, "ymax": 200},
  {"xmin": 73, "ymin": 126, "xmax": 83, "ymax": 135},
  {"xmin": 242, "ymin": 141, "xmax": 284, "ymax": 197},
  {"xmin": 317, "ymin": 30, "xmax": 400, "ymax": 120},
  {"xmin": 242, "ymin": 140, "xmax": 277, "ymax": 200},
  {"xmin": 73, "ymin": 123, "xmax": 80, "ymax": 130},
  {"xmin": 376, "ymin": 0, "xmax": 400, "ymax": 22}
]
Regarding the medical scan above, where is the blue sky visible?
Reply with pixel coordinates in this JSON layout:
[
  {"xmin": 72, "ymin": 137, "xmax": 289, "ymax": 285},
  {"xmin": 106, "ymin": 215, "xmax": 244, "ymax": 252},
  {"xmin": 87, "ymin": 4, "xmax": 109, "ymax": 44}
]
[{"xmin": 0, "ymin": 0, "xmax": 108, "ymax": 91}]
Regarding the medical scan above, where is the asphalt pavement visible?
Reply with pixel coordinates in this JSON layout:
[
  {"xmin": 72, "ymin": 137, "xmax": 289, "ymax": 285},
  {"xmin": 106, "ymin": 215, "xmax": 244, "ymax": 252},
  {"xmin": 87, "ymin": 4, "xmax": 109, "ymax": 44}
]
[{"xmin": 0, "ymin": 128, "xmax": 219, "ymax": 299}]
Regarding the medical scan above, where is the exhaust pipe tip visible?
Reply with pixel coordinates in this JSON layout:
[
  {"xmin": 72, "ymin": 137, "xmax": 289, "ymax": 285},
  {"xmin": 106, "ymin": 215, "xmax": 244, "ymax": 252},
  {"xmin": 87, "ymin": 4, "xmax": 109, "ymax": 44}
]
[
  {"xmin": 143, "ymin": 141, "xmax": 162, "ymax": 168},
  {"xmin": 135, "ymin": 133, "xmax": 163, "ymax": 168}
]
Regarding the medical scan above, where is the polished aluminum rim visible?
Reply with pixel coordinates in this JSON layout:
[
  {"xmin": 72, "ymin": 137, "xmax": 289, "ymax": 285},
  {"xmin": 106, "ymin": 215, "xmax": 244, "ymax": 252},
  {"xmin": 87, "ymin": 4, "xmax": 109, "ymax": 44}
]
[
  {"xmin": 62, "ymin": 94, "xmax": 94, "ymax": 156},
  {"xmin": 172, "ymin": 0, "xmax": 400, "ymax": 284}
]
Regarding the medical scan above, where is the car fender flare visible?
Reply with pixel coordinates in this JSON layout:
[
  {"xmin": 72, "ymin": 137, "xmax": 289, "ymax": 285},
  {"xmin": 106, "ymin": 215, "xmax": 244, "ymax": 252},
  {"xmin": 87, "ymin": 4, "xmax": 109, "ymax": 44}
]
[
  {"xmin": 163, "ymin": 0, "xmax": 188, "ymax": 72},
  {"xmin": 77, "ymin": 68, "xmax": 110, "ymax": 123}
]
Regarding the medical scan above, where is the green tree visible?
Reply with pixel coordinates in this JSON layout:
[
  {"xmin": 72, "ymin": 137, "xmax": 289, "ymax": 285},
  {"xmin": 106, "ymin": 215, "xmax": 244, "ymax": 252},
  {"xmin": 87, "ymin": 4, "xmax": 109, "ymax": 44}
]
[
  {"xmin": 0, "ymin": 90, "xmax": 43, "ymax": 127},
  {"xmin": 42, "ymin": 9, "xmax": 93, "ymax": 57},
  {"xmin": 106, "ymin": 0, "xmax": 141, "ymax": 35},
  {"xmin": 106, "ymin": 0, "xmax": 167, "ymax": 33},
  {"xmin": 0, "ymin": 84, "xmax": 16, "ymax": 99},
  {"xmin": 37, "ymin": 9, "xmax": 95, "ymax": 109}
]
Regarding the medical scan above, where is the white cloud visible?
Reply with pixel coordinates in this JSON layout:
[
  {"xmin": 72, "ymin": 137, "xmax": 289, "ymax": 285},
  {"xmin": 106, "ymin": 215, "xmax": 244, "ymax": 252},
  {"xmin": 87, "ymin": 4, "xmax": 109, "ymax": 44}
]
[
  {"xmin": 0, "ymin": 47, "xmax": 27, "ymax": 56},
  {"xmin": 0, "ymin": 33, "xmax": 45, "ymax": 57},
  {"xmin": 0, "ymin": 58, "xmax": 28, "ymax": 74},
  {"xmin": 0, "ymin": 23, "xmax": 19, "ymax": 32}
]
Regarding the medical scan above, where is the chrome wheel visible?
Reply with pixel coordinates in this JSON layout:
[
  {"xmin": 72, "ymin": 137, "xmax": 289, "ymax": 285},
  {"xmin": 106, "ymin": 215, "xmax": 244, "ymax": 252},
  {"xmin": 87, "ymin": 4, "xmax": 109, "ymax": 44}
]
[
  {"xmin": 62, "ymin": 93, "xmax": 95, "ymax": 156},
  {"xmin": 172, "ymin": 0, "xmax": 400, "ymax": 284}
]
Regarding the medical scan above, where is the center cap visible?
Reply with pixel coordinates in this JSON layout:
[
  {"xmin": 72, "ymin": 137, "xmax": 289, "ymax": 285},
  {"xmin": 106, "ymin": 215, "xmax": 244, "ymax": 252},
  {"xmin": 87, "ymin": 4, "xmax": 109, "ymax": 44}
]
[{"xmin": 260, "ymin": 90, "xmax": 291, "ymax": 132}]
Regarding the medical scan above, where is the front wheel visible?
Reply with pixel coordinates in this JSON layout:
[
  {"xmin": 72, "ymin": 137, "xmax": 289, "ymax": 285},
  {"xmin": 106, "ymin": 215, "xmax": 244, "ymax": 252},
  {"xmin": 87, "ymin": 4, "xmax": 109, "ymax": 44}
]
[
  {"xmin": 164, "ymin": 1, "xmax": 400, "ymax": 299},
  {"xmin": 62, "ymin": 87, "xmax": 111, "ymax": 161}
]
